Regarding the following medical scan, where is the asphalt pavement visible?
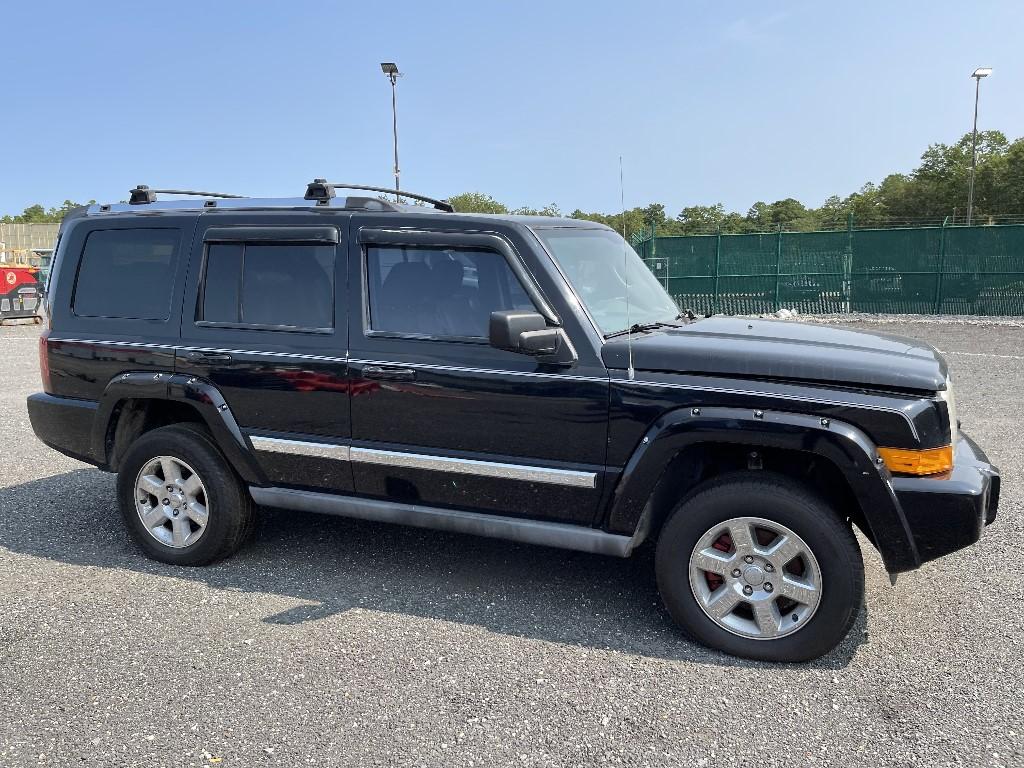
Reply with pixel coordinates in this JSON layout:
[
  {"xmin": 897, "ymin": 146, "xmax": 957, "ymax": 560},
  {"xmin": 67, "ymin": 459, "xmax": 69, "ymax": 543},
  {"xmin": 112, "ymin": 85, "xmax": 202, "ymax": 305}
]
[{"xmin": 0, "ymin": 320, "xmax": 1020, "ymax": 767}]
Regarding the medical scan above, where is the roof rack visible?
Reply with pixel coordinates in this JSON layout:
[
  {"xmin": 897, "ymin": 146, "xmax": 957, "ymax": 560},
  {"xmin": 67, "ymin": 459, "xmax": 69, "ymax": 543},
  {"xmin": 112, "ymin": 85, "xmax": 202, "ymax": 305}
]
[
  {"xmin": 128, "ymin": 185, "xmax": 247, "ymax": 205},
  {"xmin": 304, "ymin": 179, "xmax": 454, "ymax": 212}
]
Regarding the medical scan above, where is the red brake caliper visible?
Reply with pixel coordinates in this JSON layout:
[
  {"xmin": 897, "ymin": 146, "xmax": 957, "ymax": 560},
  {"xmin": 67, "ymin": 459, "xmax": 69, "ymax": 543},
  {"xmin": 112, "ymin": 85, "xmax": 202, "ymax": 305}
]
[{"xmin": 705, "ymin": 533, "xmax": 733, "ymax": 590}]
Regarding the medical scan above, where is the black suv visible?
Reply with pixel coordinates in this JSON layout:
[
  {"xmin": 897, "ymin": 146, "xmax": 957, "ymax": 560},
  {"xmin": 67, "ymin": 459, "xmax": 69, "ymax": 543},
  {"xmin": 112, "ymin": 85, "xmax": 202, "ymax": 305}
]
[{"xmin": 28, "ymin": 182, "xmax": 1000, "ymax": 662}]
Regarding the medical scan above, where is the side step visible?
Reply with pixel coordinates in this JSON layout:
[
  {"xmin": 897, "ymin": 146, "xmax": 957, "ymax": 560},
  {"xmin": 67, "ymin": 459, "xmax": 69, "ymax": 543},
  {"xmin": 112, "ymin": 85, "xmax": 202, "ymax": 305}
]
[{"xmin": 249, "ymin": 486, "xmax": 635, "ymax": 557}]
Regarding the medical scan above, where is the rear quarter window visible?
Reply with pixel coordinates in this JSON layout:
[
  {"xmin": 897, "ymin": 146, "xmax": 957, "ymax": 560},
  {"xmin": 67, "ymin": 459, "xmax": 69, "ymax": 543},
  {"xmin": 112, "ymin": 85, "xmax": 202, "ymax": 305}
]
[{"xmin": 73, "ymin": 228, "xmax": 181, "ymax": 320}]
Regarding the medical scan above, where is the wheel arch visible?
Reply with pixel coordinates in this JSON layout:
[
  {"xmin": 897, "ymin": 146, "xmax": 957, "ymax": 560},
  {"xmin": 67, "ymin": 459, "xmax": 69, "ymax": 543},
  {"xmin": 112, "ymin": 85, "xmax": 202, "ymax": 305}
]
[
  {"xmin": 103, "ymin": 397, "xmax": 206, "ymax": 470},
  {"xmin": 608, "ymin": 406, "xmax": 920, "ymax": 572},
  {"xmin": 639, "ymin": 443, "xmax": 869, "ymax": 545},
  {"xmin": 93, "ymin": 371, "xmax": 266, "ymax": 484}
]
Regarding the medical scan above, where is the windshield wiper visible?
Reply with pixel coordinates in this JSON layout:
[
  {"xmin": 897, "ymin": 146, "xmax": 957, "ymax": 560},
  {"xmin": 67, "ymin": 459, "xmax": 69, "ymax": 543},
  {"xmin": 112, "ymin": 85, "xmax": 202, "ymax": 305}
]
[{"xmin": 604, "ymin": 320, "xmax": 678, "ymax": 339}]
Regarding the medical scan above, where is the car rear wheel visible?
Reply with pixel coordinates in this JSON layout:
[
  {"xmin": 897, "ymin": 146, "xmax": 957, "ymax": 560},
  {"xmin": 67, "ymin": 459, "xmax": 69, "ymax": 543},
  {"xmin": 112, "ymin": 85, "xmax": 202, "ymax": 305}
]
[
  {"xmin": 655, "ymin": 472, "xmax": 864, "ymax": 662},
  {"xmin": 117, "ymin": 423, "xmax": 255, "ymax": 566}
]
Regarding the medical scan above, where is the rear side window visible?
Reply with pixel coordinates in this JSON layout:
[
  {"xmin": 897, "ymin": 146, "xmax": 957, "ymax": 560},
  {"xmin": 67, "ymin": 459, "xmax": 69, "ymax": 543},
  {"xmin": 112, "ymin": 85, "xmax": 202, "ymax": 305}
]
[
  {"xmin": 200, "ymin": 243, "xmax": 335, "ymax": 330},
  {"xmin": 73, "ymin": 228, "xmax": 180, "ymax": 319}
]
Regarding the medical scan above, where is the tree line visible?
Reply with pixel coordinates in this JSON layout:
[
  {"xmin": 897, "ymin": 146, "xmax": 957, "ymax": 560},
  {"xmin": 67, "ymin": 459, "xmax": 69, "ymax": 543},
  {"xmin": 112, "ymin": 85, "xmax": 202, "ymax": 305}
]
[
  {"xmin": 5, "ymin": 131, "xmax": 1023, "ymax": 236},
  {"xmin": 1, "ymin": 200, "xmax": 93, "ymax": 224},
  {"xmin": 449, "ymin": 131, "xmax": 1024, "ymax": 236}
]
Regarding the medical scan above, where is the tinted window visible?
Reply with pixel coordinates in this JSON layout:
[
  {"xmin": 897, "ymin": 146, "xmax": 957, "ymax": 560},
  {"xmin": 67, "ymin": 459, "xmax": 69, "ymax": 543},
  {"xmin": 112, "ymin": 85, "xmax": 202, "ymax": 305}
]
[
  {"xmin": 201, "ymin": 244, "xmax": 242, "ymax": 323},
  {"xmin": 200, "ymin": 243, "xmax": 335, "ymax": 330},
  {"xmin": 73, "ymin": 228, "xmax": 180, "ymax": 319},
  {"xmin": 366, "ymin": 245, "xmax": 536, "ymax": 338}
]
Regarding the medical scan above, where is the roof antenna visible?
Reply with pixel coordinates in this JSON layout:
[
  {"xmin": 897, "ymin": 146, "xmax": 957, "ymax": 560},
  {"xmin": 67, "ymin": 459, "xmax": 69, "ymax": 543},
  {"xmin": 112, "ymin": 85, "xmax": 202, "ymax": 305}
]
[{"xmin": 619, "ymin": 156, "xmax": 635, "ymax": 381}]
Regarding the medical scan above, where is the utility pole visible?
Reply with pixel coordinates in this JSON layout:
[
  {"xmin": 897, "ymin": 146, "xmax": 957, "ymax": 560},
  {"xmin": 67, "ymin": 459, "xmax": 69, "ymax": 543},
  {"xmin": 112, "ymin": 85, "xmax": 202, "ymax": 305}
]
[
  {"xmin": 380, "ymin": 62, "xmax": 402, "ymax": 201},
  {"xmin": 966, "ymin": 67, "xmax": 992, "ymax": 226}
]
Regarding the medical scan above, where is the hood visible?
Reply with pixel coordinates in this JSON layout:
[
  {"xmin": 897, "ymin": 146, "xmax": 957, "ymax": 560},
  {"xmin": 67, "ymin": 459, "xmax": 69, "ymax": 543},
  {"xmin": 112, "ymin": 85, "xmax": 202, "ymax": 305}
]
[{"xmin": 601, "ymin": 317, "xmax": 947, "ymax": 392}]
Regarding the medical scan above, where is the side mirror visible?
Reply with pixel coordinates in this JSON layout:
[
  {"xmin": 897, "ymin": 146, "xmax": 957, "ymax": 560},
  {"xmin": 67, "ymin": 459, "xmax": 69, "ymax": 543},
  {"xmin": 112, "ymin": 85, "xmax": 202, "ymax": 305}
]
[{"xmin": 489, "ymin": 310, "xmax": 560, "ymax": 356}]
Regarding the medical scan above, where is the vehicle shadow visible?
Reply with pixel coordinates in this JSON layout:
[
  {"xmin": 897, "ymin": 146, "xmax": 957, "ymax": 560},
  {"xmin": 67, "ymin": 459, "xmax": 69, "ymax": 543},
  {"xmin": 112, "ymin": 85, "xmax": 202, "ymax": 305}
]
[{"xmin": 0, "ymin": 469, "xmax": 865, "ymax": 669}]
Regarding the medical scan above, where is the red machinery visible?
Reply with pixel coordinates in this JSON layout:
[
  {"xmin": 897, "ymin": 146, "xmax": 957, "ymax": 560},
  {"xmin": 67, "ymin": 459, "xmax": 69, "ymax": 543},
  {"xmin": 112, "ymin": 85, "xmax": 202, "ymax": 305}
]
[{"xmin": 0, "ymin": 266, "xmax": 44, "ymax": 323}]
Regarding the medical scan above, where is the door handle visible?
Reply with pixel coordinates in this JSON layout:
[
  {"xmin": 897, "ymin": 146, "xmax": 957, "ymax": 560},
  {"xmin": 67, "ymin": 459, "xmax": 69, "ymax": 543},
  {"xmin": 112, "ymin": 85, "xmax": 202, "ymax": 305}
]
[
  {"xmin": 183, "ymin": 350, "xmax": 233, "ymax": 364},
  {"xmin": 362, "ymin": 365, "xmax": 416, "ymax": 381}
]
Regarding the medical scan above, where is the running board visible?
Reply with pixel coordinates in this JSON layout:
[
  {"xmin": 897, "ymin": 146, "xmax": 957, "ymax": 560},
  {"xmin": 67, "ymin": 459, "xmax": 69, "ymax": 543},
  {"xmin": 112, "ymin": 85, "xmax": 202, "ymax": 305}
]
[{"xmin": 249, "ymin": 486, "xmax": 636, "ymax": 557}]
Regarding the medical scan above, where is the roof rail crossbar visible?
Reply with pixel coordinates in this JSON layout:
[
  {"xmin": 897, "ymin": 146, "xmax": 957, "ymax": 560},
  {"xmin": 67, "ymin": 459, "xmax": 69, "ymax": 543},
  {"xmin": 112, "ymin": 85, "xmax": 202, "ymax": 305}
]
[
  {"xmin": 305, "ymin": 179, "xmax": 454, "ymax": 212},
  {"xmin": 129, "ymin": 185, "xmax": 247, "ymax": 205}
]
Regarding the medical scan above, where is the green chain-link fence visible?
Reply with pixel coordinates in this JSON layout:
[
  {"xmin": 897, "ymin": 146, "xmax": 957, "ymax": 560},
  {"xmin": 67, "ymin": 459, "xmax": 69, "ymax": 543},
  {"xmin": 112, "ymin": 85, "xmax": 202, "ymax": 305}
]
[{"xmin": 636, "ymin": 222, "xmax": 1024, "ymax": 315}]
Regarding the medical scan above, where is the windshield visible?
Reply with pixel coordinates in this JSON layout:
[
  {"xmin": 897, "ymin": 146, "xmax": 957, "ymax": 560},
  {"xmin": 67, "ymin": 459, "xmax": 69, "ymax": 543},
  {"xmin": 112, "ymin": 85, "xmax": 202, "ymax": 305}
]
[{"xmin": 536, "ymin": 228, "xmax": 680, "ymax": 335}]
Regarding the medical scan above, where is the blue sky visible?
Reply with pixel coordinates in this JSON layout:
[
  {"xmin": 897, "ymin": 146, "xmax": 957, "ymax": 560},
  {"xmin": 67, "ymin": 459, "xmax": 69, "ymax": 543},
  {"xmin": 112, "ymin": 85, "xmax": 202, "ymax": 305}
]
[{"xmin": 3, "ymin": 1, "xmax": 1022, "ymax": 217}]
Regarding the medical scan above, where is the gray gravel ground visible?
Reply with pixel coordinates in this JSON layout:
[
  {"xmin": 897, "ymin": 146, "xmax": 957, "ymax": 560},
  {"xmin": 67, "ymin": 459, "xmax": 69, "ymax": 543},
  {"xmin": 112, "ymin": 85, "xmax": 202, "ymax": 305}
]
[{"xmin": 0, "ymin": 320, "xmax": 1021, "ymax": 767}]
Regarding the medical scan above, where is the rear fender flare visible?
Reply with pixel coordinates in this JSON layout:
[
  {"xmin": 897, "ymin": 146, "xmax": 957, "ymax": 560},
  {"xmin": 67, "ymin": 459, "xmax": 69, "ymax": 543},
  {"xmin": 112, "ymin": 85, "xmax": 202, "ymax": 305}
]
[
  {"xmin": 92, "ymin": 371, "xmax": 266, "ymax": 485},
  {"xmin": 607, "ymin": 406, "xmax": 920, "ymax": 572}
]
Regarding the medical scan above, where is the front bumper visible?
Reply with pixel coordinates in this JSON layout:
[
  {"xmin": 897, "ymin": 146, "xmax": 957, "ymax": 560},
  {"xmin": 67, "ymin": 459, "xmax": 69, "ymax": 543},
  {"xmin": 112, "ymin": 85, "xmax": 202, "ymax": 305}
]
[{"xmin": 891, "ymin": 433, "xmax": 999, "ymax": 568}]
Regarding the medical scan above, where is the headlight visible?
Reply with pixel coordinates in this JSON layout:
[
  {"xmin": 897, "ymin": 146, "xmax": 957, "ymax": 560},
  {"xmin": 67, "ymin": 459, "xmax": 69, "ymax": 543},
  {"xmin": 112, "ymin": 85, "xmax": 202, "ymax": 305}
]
[{"xmin": 938, "ymin": 375, "xmax": 958, "ymax": 445}]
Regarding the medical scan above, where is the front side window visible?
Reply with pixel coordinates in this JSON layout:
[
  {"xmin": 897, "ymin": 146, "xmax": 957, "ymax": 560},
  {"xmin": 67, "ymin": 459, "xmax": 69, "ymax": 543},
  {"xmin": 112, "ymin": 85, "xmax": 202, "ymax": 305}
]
[
  {"xmin": 200, "ymin": 243, "xmax": 335, "ymax": 330},
  {"xmin": 536, "ymin": 228, "xmax": 679, "ymax": 335},
  {"xmin": 366, "ymin": 245, "xmax": 536, "ymax": 339},
  {"xmin": 73, "ymin": 228, "xmax": 180, "ymax": 320}
]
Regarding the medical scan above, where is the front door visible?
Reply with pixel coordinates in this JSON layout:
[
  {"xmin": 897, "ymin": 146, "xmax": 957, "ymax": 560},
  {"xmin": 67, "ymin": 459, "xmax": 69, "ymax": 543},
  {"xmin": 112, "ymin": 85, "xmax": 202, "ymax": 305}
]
[
  {"xmin": 347, "ymin": 224, "xmax": 609, "ymax": 525},
  {"xmin": 177, "ymin": 211, "xmax": 352, "ymax": 493}
]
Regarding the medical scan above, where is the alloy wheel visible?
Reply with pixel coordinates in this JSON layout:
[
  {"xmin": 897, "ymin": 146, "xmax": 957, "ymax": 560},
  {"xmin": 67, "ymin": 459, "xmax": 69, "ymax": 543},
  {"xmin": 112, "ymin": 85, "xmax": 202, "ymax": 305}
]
[
  {"xmin": 134, "ymin": 455, "xmax": 210, "ymax": 548},
  {"xmin": 688, "ymin": 516, "xmax": 822, "ymax": 640}
]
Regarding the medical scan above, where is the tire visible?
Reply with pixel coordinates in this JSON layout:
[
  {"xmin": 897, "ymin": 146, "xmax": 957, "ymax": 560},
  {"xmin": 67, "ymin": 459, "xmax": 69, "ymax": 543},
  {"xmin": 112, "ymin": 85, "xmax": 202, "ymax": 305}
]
[
  {"xmin": 116, "ymin": 423, "xmax": 255, "ymax": 566},
  {"xmin": 655, "ymin": 472, "xmax": 863, "ymax": 662}
]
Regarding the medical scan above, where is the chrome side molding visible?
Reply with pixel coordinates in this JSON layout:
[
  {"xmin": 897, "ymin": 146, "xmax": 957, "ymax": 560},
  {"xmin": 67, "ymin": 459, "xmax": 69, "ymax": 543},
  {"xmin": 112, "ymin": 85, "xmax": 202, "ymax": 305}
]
[
  {"xmin": 250, "ymin": 435, "xmax": 351, "ymax": 461},
  {"xmin": 249, "ymin": 486, "xmax": 635, "ymax": 557},
  {"xmin": 248, "ymin": 435, "xmax": 597, "ymax": 489},
  {"xmin": 349, "ymin": 446, "xmax": 596, "ymax": 488}
]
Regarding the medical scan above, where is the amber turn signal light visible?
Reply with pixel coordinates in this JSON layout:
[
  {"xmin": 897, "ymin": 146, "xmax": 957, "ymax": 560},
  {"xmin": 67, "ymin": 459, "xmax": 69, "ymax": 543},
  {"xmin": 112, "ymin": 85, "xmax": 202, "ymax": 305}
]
[{"xmin": 877, "ymin": 445, "xmax": 954, "ymax": 476}]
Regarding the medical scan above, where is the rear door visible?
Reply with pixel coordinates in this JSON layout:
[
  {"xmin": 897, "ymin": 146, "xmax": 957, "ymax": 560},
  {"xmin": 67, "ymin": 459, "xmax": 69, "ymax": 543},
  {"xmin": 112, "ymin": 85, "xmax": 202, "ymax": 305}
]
[{"xmin": 177, "ymin": 211, "xmax": 352, "ymax": 493}]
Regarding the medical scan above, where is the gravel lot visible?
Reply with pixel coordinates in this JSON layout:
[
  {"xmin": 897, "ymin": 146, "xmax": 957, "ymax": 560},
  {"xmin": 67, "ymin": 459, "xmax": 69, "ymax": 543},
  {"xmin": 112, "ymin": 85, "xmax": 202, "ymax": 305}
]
[{"xmin": 0, "ymin": 320, "xmax": 1020, "ymax": 767}]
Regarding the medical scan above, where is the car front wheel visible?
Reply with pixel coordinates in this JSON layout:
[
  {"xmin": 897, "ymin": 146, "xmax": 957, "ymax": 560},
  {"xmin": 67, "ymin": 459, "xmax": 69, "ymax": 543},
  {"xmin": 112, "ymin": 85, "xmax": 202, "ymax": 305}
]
[{"xmin": 655, "ymin": 472, "xmax": 864, "ymax": 662}]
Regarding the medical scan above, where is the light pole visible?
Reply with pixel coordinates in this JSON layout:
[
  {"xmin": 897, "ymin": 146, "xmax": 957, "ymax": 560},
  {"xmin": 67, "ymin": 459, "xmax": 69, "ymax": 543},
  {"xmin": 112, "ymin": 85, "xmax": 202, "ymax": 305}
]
[
  {"xmin": 380, "ymin": 62, "xmax": 401, "ymax": 201},
  {"xmin": 966, "ymin": 67, "xmax": 992, "ymax": 226}
]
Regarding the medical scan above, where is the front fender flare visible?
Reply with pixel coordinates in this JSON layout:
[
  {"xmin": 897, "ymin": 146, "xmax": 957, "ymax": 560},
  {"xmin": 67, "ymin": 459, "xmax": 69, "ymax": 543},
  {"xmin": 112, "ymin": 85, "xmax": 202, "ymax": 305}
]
[
  {"xmin": 92, "ymin": 371, "xmax": 266, "ymax": 485},
  {"xmin": 607, "ymin": 406, "xmax": 920, "ymax": 573}
]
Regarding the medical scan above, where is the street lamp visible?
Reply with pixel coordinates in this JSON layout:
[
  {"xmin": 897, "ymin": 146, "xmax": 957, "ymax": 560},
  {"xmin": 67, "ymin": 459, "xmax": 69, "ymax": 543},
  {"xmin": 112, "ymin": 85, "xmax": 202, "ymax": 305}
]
[
  {"xmin": 966, "ymin": 67, "xmax": 992, "ymax": 226},
  {"xmin": 380, "ymin": 62, "xmax": 402, "ymax": 201}
]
